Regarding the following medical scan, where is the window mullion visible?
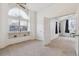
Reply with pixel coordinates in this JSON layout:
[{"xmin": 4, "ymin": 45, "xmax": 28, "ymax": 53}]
[{"xmin": 19, "ymin": 17, "xmax": 21, "ymax": 32}]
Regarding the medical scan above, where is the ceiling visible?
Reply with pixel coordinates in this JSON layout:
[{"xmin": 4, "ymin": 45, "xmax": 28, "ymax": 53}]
[{"xmin": 27, "ymin": 3, "xmax": 53, "ymax": 12}]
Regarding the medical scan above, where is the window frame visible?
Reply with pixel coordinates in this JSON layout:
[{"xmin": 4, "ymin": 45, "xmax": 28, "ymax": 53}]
[{"xmin": 8, "ymin": 7, "xmax": 30, "ymax": 33}]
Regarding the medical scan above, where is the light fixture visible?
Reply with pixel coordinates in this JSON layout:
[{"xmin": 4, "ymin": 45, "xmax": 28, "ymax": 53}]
[{"xmin": 16, "ymin": 3, "xmax": 28, "ymax": 10}]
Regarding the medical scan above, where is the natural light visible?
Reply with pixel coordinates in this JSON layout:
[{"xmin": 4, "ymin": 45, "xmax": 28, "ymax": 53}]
[{"xmin": 8, "ymin": 7, "xmax": 29, "ymax": 19}]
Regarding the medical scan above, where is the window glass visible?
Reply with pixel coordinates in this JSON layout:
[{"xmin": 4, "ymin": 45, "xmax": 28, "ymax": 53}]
[
  {"xmin": 20, "ymin": 20, "xmax": 28, "ymax": 32},
  {"xmin": 8, "ymin": 7, "xmax": 30, "ymax": 33},
  {"xmin": 9, "ymin": 19, "xmax": 19, "ymax": 32},
  {"xmin": 8, "ymin": 8, "xmax": 20, "ymax": 17},
  {"xmin": 69, "ymin": 19, "xmax": 76, "ymax": 33},
  {"xmin": 8, "ymin": 8, "xmax": 29, "ymax": 19}
]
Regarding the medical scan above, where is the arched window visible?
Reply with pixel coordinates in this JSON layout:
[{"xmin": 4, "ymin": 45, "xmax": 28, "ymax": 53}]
[
  {"xmin": 8, "ymin": 7, "xmax": 30, "ymax": 32},
  {"xmin": 8, "ymin": 7, "xmax": 29, "ymax": 19}
]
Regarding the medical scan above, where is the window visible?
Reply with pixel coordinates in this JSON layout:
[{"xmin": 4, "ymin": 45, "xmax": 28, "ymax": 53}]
[
  {"xmin": 8, "ymin": 7, "xmax": 30, "ymax": 32},
  {"xmin": 20, "ymin": 20, "xmax": 28, "ymax": 32},
  {"xmin": 9, "ymin": 19, "xmax": 19, "ymax": 32},
  {"xmin": 8, "ymin": 8, "xmax": 29, "ymax": 19},
  {"xmin": 69, "ymin": 19, "xmax": 76, "ymax": 33}
]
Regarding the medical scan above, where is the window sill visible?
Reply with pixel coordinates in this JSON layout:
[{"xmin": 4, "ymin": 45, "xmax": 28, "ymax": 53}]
[{"xmin": 8, "ymin": 32, "xmax": 30, "ymax": 39}]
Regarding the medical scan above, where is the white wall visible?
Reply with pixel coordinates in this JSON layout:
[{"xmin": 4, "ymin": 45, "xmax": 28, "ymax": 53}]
[
  {"xmin": 75, "ymin": 4, "xmax": 79, "ymax": 56},
  {"xmin": 60, "ymin": 20, "xmax": 66, "ymax": 36},
  {"xmin": 37, "ymin": 3, "xmax": 77, "ymax": 41},
  {"xmin": 30, "ymin": 11, "xmax": 37, "ymax": 39},
  {"xmin": 59, "ymin": 14, "xmax": 76, "ymax": 37},
  {"xmin": 36, "ymin": 4, "xmax": 79, "ymax": 55},
  {"xmin": 0, "ymin": 4, "xmax": 8, "ymax": 48},
  {"xmin": 0, "ymin": 3, "xmax": 37, "ymax": 49},
  {"xmin": 50, "ymin": 18, "xmax": 59, "ymax": 40},
  {"xmin": 43, "ymin": 17, "xmax": 51, "ymax": 44}
]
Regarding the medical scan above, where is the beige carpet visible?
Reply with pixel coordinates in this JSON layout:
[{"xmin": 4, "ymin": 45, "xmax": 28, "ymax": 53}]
[
  {"xmin": 46, "ymin": 39, "xmax": 76, "ymax": 56},
  {"xmin": 0, "ymin": 39, "xmax": 76, "ymax": 56}
]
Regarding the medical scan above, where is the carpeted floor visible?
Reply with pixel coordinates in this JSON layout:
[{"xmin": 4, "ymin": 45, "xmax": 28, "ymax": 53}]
[{"xmin": 0, "ymin": 39, "xmax": 76, "ymax": 56}]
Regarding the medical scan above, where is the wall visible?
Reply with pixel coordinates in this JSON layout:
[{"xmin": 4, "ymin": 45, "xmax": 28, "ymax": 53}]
[
  {"xmin": 75, "ymin": 4, "xmax": 79, "ymax": 56},
  {"xmin": 50, "ymin": 18, "xmax": 59, "ymax": 40},
  {"xmin": 59, "ymin": 14, "xmax": 76, "ymax": 37},
  {"xmin": 0, "ymin": 3, "xmax": 37, "ymax": 49},
  {"xmin": 37, "ymin": 3, "xmax": 77, "ymax": 41},
  {"xmin": 43, "ymin": 17, "xmax": 51, "ymax": 44},
  {"xmin": 0, "ymin": 4, "xmax": 8, "ymax": 48},
  {"xmin": 43, "ymin": 17, "xmax": 59, "ymax": 45},
  {"xmin": 30, "ymin": 11, "xmax": 37, "ymax": 39},
  {"xmin": 36, "ymin": 3, "xmax": 78, "ymax": 55},
  {"xmin": 60, "ymin": 20, "xmax": 66, "ymax": 36}
]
